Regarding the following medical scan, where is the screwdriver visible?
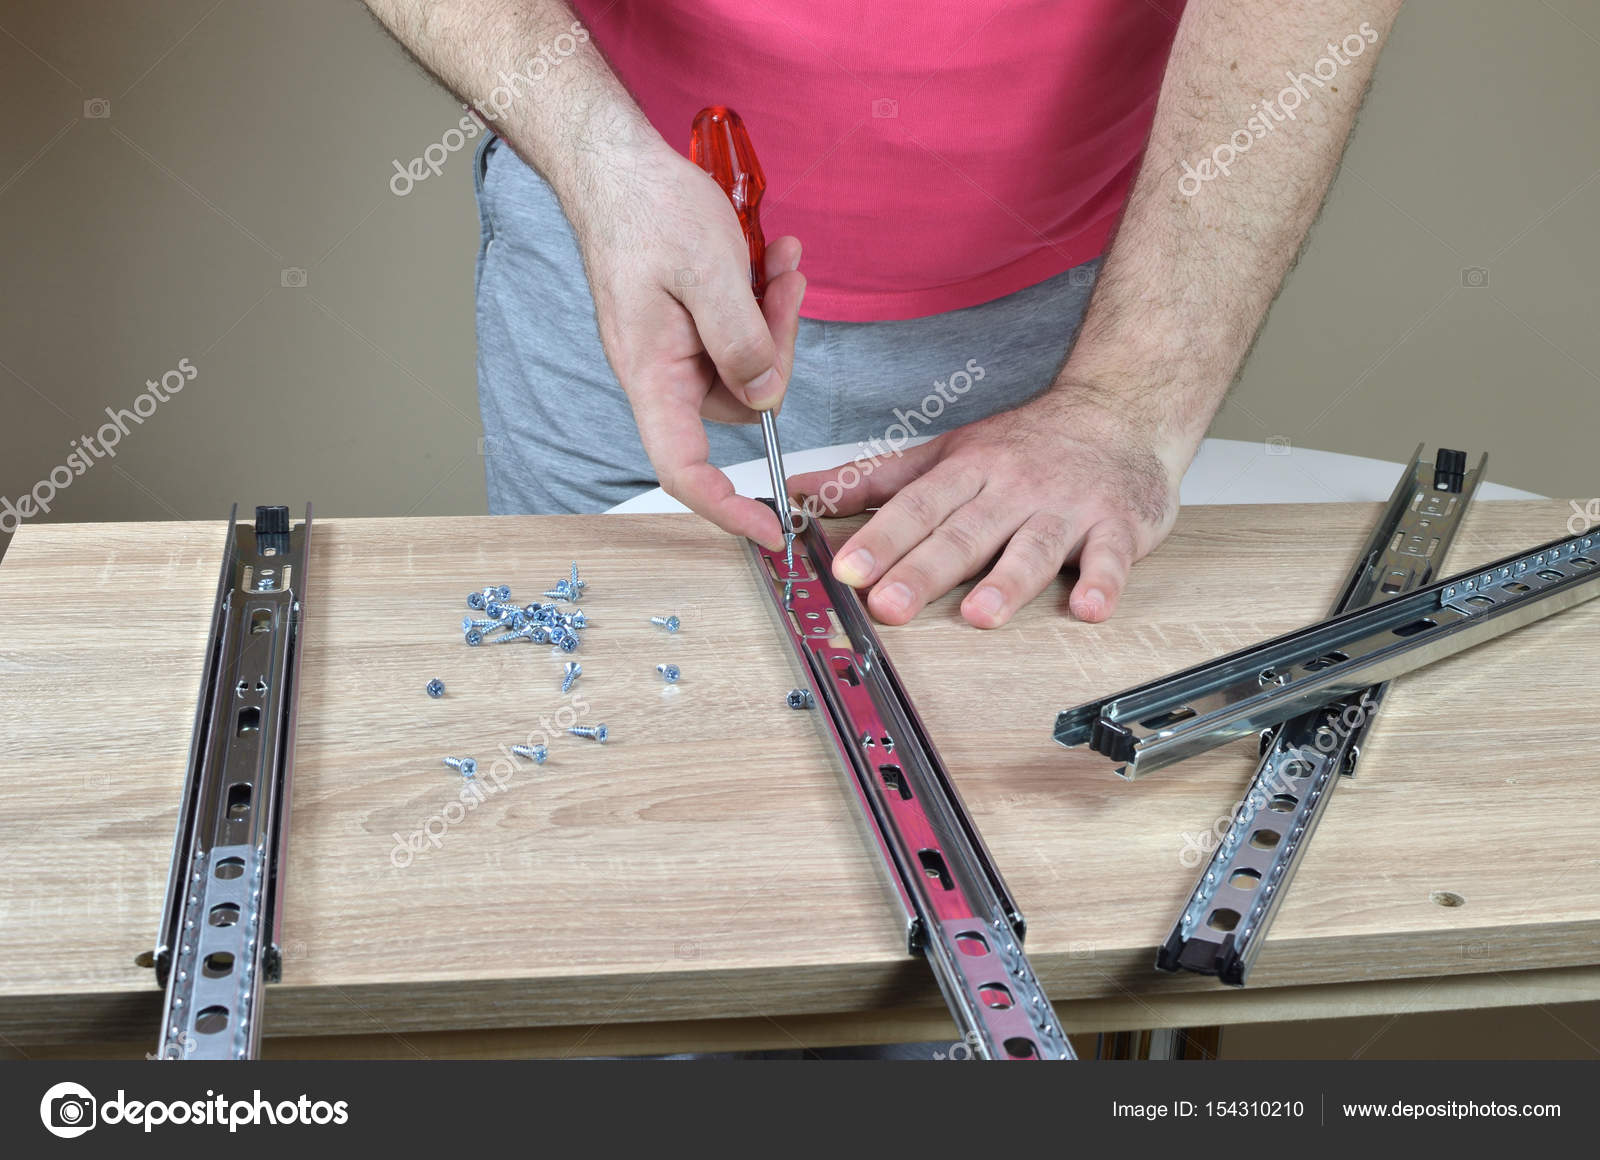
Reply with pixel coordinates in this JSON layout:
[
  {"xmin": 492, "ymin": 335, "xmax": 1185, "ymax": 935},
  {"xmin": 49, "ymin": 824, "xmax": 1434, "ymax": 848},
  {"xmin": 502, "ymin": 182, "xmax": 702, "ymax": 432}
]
[{"xmin": 690, "ymin": 106, "xmax": 799, "ymax": 569}]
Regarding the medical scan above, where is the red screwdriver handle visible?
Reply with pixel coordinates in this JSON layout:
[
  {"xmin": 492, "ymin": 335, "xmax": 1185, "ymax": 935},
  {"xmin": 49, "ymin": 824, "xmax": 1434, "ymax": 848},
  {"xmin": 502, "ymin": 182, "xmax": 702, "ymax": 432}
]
[{"xmin": 691, "ymin": 106, "xmax": 767, "ymax": 303}]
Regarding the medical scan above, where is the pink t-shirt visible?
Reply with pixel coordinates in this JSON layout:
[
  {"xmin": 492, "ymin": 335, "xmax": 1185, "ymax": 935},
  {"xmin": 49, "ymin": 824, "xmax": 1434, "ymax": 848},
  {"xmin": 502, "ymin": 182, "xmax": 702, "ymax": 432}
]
[{"xmin": 570, "ymin": 0, "xmax": 1186, "ymax": 321}]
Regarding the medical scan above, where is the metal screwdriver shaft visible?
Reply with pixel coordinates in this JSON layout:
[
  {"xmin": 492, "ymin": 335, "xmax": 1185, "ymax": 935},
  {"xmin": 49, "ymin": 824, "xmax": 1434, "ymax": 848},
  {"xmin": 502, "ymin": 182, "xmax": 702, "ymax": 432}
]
[{"xmin": 691, "ymin": 105, "xmax": 798, "ymax": 565}]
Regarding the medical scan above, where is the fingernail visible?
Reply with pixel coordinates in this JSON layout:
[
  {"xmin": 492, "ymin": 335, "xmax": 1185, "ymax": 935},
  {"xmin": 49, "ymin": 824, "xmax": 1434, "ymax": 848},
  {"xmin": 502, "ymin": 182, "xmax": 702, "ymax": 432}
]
[
  {"xmin": 875, "ymin": 582, "xmax": 912, "ymax": 615},
  {"xmin": 969, "ymin": 586, "xmax": 1004, "ymax": 617},
  {"xmin": 787, "ymin": 247, "xmax": 802, "ymax": 272},
  {"xmin": 746, "ymin": 368, "xmax": 780, "ymax": 404},
  {"xmin": 835, "ymin": 549, "xmax": 874, "ymax": 586},
  {"xmin": 1079, "ymin": 588, "xmax": 1106, "ymax": 616}
]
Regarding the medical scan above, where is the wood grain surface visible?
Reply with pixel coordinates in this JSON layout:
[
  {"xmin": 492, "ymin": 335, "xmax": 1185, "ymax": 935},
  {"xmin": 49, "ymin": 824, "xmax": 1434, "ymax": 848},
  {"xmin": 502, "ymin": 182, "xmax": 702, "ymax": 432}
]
[{"xmin": 1, "ymin": 500, "xmax": 1596, "ymax": 1053}]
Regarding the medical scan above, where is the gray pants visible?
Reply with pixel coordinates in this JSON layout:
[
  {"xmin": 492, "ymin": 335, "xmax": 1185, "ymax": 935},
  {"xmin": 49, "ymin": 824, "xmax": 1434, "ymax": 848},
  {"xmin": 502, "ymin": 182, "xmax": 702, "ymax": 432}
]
[{"xmin": 474, "ymin": 135, "xmax": 1102, "ymax": 514}]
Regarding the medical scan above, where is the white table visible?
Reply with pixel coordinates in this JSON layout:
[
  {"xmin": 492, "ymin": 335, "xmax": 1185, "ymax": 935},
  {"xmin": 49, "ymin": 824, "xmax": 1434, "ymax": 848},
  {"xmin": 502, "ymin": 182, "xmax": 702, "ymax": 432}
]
[{"xmin": 607, "ymin": 437, "xmax": 1540, "ymax": 514}]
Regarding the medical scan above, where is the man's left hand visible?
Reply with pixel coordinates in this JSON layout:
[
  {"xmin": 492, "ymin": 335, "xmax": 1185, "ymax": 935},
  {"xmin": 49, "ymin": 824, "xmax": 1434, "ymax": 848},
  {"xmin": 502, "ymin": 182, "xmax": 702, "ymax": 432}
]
[{"xmin": 786, "ymin": 390, "xmax": 1183, "ymax": 627}]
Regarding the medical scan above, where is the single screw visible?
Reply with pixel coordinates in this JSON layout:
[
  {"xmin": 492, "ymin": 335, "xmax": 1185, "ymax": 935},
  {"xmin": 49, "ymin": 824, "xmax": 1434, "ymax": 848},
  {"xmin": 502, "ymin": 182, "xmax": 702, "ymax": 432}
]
[
  {"xmin": 528, "ymin": 625, "xmax": 551, "ymax": 644},
  {"xmin": 462, "ymin": 615, "xmax": 511, "ymax": 632},
  {"xmin": 561, "ymin": 662, "xmax": 581, "ymax": 694},
  {"xmin": 487, "ymin": 626, "xmax": 535, "ymax": 644},
  {"xmin": 650, "ymin": 615, "xmax": 681, "ymax": 633},
  {"xmin": 464, "ymin": 628, "xmax": 484, "ymax": 646},
  {"xmin": 570, "ymin": 561, "xmax": 580, "ymax": 589},
  {"xmin": 567, "ymin": 610, "xmax": 588, "ymax": 630},
  {"xmin": 569, "ymin": 724, "xmax": 608, "ymax": 744},
  {"xmin": 558, "ymin": 633, "xmax": 579, "ymax": 653},
  {"xmin": 510, "ymin": 744, "xmax": 548, "ymax": 765},
  {"xmin": 543, "ymin": 584, "xmax": 574, "ymax": 601},
  {"xmin": 443, "ymin": 756, "xmax": 477, "ymax": 778},
  {"xmin": 786, "ymin": 688, "xmax": 814, "ymax": 710},
  {"xmin": 466, "ymin": 591, "xmax": 486, "ymax": 610},
  {"xmin": 425, "ymin": 678, "xmax": 445, "ymax": 698},
  {"xmin": 485, "ymin": 601, "xmax": 521, "ymax": 620},
  {"xmin": 657, "ymin": 663, "xmax": 681, "ymax": 683}
]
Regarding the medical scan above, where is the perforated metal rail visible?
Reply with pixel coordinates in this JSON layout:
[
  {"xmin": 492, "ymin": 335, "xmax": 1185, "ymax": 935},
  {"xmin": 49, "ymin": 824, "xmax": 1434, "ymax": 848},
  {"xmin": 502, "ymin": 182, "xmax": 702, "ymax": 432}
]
[
  {"xmin": 1155, "ymin": 448, "xmax": 1483, "ymax": 984},
  {"xmin": 1055, "ymin": 513, "xmax": 1600, "ymax": 779},
  {"xmin": 153, "ymin": 505, "xmax": 309, "ymax": 1060},
  {"xmin": 749, "ymin": 503, "xmax": 1071, "ymax": 1060}
]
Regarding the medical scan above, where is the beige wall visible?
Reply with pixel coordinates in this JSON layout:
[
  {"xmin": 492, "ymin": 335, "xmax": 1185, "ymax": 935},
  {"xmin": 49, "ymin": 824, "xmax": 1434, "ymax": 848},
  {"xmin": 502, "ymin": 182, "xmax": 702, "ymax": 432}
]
[{"xmin": 2, "ymin": 0, "xmax": 1597, "ymax": 558}]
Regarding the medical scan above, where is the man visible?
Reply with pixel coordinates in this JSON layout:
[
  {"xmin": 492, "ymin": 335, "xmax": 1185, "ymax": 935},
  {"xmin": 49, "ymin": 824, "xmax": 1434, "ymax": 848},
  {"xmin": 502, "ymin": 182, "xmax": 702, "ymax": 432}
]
[{"xmin": 365, "ymin": 0, "xmax": 1401, "ymax": 626}]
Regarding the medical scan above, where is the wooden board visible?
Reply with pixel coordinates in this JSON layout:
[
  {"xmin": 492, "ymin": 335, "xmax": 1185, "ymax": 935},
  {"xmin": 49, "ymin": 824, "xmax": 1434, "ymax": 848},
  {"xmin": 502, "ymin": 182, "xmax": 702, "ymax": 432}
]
[{"xmin": 1, "ymin": 500, "xmax": 1597, "ymax": 1052}]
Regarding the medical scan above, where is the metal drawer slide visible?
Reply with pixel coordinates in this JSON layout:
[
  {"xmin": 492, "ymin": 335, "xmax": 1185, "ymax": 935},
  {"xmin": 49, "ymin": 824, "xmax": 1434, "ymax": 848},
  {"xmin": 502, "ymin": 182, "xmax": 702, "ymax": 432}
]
[
  {"xmin": 749, "ymin": 502, "xmax": 1072, "ymax": 1060},
  {"xmin": 152, "ymin": 504, "xmax": 310, "ymax": 1060},
  {"xmin": 1154, "ymin": 448, "xmax": 1482, "ymax": 983},
  {"xmin": 1055, "ymin": 517, "xmax": 1599, "ymax": 780}
]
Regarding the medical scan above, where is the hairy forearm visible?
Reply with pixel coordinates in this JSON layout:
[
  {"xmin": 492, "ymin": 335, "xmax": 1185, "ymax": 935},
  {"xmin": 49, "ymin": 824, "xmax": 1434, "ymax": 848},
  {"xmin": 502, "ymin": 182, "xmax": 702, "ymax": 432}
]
[
  {"xmin": 361, "ymin": 0, "xmax": 665, "ymax": 228},
  {"xmin": 1059, "ymin": 0, "xmax": 1404, "ymax": 462}
]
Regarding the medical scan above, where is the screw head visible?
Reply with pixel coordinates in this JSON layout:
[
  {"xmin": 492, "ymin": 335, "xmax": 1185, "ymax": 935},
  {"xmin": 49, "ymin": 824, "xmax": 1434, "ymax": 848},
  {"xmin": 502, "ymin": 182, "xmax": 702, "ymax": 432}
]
[
  {"xmin": 593, "ymin": 725, "xmax": 608, "ymax": 744},
  {"xmin": 493, "ymin": 585, "xmax": 511, "ymax": 600},
  {"xmin": 786, "ymin": 688, "xmax": 814, "ymax": 710},
  {"xmin": 458, "ymin": 758, "xmax": 477, "ymax": 777},
  {"xmin": 426, "ymin": 678, "xmax": 445, "ymax": 698},
  {"xmin": 657, "ymin": 664, "xmax": 680, "ymax": 683},
  {"xmin": 467, "ymin": 591, "xmax": 486, "ymax": 610},
  {"xmin": 465, "ymin": 629, "xmax": 483, "ymax": 646},
  {"xmin": 558, "ymin": 634, "xmax": 579, "ymax": 653}
]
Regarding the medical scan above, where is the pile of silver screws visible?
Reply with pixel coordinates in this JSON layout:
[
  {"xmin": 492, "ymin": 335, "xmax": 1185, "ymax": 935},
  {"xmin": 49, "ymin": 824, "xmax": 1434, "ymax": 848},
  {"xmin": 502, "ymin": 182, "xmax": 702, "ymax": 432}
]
[{"xmin": 438, "ymin": 563, "xmax": 633, "ymax": 778}]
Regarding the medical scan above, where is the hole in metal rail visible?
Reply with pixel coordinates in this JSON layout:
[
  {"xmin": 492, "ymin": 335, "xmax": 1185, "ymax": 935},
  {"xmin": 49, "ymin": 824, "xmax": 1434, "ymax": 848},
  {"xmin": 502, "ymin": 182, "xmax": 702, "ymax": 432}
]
[
  {"xmin": 1004, "ymin": 1037, "xmax": 1039, "ymax": 1060},
  {"xmin": 1259, "ymin": 667, "xmax": 1289, "ymax": 687},
  {"xmin": 1249, "ymin": 828, "xmax": 1282, "ymax": 850},
  {"xmin": 195, "ymin": 1006, "xmax": 230, "ymax": 1035},
  {"xmin": 208, "ymin": 903, "xmax": 241, "ymax": 927},
  {"xmin": 1537, "ymin": 569, "xmax": 1564, "ymax": 581},
  {"xmin": 1503, "ymin": 581, "xmax": 1531, "ymax": 594},
  {"xmin": 1573, "ymin": 557, "xmax": 1595, "ymax": 568},
  {"xmin": 1267, "ymin": 794, "xmax": 1298, "ymax": 813},
  {"xmin": 202, "ymin": 952, "xmax": 235, "ymax": 978},
  {"xmin": 1466, "ymin": 595, "xmax": 1494, "ymax": 607},
  {"xmin": 917, "ymin": 849, "xmax": 954, "ymax": 891},
  {"xmin": 1139, "ymin": 706, "xmax": 1196, "ymax": 730},
  {"xmin": 226, "ymin": 783, "xmax": 251, "ymax": 820},
  {"xmin": 954, "ymin": 930, "xmax": 989, "ymax": 957},
  {"xmin": 236, "ymin": 706, "xmax": 261, "ymax": 735},
  {"xmin": 979, "ymin": 983, "xmax": 1015, "ymax": 1010},
  {"xmin": 1228, "ymin": 868, "xmax": 1262, "ymax": 890},
  {"xmin": 215, "ymin": 857, "xmax": 245, "ymax": 880},
  {"xmin": 879, "ymin": 764, "xmax": 911, "ymax": 801},
  {"xmin": 832, "ymin": 657, "xmax": 860, "ymax": 686},
  {"xmin": 1392, "ymin": 617, "xmax": 1436, "ymax": 638},
  {"xmin": 249, "ymin": 609, "xmax": 272, "ymax": 634},
  {"xmin": 1302, "ymin": 650, "xmax": 1349, "ymax": 672},
  {"xmin": 1207, "ymin": 908, "xmax": 1241, "ymax": 932}
]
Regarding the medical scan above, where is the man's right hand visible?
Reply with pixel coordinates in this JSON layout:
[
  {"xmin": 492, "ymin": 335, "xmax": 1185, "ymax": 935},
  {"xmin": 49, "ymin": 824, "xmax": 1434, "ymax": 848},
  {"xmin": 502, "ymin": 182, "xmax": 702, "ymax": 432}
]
[
  {"xmin": 564, "ymin": 138, "xmax": 806, "ymax": 549},
  {"xmin": 360, "ymin": 0, "xmax": 804, "ymax": 547}
]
